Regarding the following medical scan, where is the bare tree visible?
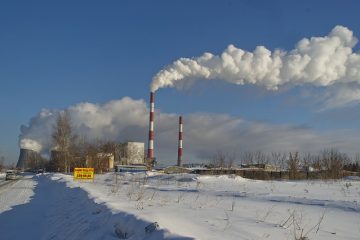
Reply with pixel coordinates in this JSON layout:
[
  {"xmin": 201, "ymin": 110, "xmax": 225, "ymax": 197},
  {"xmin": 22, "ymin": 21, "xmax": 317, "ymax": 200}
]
[
  {"xmin": 288, "ymin": 152, "xmax": 300, "ymax": 179},
  {"xmin": 84, "ymin": 141, "xmax": 109, "ymax": 173},
  {"xmin": 254, "ymin": 151, "xmax": 268, "ymax": 165},
  {"xmin": 270, "ymin": 152, "xmax": 280, "ymax": 166},
  {"xmin": 352, "ymin": 153, "xmax": 360, "ymax": 172},
  {"xmin": 211, "ymin": 151, "xmax": 226, "ymax": 168},
  {"xmin": 311, "ymin": 154, "xmax": 322, "ymax": 171},
  {"xmin": 271, "ymin": 152, "xmax": 287, "ymax": 170},
  {"xmin": 52, "ymin": 111, "xmax": 75, "ymax": 173},
  {"xmin": 301, "ymin": 152, "xmax": 312, "ymax": 168},
  {"xmin": 240, "ymin": 151, "xmax": 255, "ymax": 165},
  {"xmin": 320, "ymin": 149, "xmax": 349, "ymax": 179},
  {"xmin": 226, "ymin": 154, "xmax": 236, "ymax": 169},
  {"xmin": 355, "ymin": 153, "xmax": 360, "ymax": 164},
  {"xmin": 210, "ymin": 151, "xmax": 236, "ymax": 169},
  {"xmin": 69, "ymin": 135, "xmax": 88, "ymax": 168},
  {"xmin": 0, "ymin": 156, "xmax": 4, "ymax": 172},
  {"xmin": 101, "ymin": 140, "xmax": 117, "ymax": 154}
]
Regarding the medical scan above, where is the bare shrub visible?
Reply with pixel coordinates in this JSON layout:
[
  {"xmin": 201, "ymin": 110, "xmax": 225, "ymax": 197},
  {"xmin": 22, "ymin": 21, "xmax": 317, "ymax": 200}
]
[
  {"xmin": 230, "ymin": 195, "xmax": 236, "ymax": 211},
  {"xmin": 176, "ymin": 192, "xmax": 185, "ymax": 204},
  {"xmin": 134, "ymin": 187, "xmax": 146, "ymax": 201},
  {"xmin": 195, "ymin": 180, "xmax": 201, "ymax": 190},
  {"xmin": 256, "ymin": 205, "xmax": 275, "ymax": 223},
  {"xmin": 223, "ymin": 211, "xmax": 231, "ymax": 231},
  {"xmin": 149, "ymin": 190, "xmax": 157, "ymax": 201},
  {"xmin": 110, "ymin": 172, "xmax": 121, "ymax": 194},
  {"xmin": 280, "ymin": 209, "xmax": 326, "ymax": 240}
]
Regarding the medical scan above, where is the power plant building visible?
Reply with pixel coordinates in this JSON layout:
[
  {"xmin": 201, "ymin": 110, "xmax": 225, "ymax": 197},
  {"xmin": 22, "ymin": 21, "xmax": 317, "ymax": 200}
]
[{"xmin": 115, "ymin": 142, "xmax": 145, "ymax": 165}]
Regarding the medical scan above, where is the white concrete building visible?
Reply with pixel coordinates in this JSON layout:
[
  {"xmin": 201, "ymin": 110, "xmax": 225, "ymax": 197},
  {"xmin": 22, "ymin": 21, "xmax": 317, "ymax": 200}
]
[{"xmin": 115, "ymin": 142, "xmax": 145, "ymax": 165}]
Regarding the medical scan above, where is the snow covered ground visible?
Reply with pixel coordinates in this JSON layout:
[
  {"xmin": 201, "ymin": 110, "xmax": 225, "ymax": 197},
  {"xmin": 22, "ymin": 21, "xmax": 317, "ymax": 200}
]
[
  {"xmin": 0, "ymin": 174, "xmax": 36, "ymax": 213},
  {"xmin": 0, "ymin": 173, "xmax": 187, "ymax": 240},
  {"xmin": 0, "ymin": 172, "xmax": 359, "ymax": 240},
  {"xmin": 59, "ymin": 172, "xmax": 360, "ymax": 240}
]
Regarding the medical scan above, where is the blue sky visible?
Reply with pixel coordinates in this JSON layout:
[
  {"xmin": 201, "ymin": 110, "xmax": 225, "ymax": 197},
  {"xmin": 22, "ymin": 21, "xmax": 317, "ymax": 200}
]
[{"xmin": 1, "ymin": 0, "xmax": 360, "ymax": 165}]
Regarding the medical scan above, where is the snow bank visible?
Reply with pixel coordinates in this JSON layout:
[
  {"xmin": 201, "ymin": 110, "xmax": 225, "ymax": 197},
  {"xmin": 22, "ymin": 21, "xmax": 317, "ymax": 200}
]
[{"xmin": 198, "ymin": 174, "xmax": 247, "ymax": 182}]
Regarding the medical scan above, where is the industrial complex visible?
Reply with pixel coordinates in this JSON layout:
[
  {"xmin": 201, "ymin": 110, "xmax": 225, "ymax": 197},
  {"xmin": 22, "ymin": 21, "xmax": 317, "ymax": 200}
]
[{"xmin": 16, "ymin": 91, "xmax": 184, "ymax": 172}]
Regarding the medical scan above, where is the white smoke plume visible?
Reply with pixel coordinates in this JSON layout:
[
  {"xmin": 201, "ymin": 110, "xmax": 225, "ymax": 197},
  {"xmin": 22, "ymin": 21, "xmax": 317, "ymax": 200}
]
[
  {"xmin": 19, "ymin": 97, "xmax": 149, "ymax": 154},
  {"xmin": 151, "ymin": 25, "xmax": 360, "ymax": 107},
  {"xmin": 19, "ymin": 109, "xmax": 56, "ymax": 153},
  {"xmin": 20, "ymin": 138, "xmax": 42, "ymax": 152},
  {"xmin": 19, "ymin": 97, "xmax": 360, "ymax": 163}
]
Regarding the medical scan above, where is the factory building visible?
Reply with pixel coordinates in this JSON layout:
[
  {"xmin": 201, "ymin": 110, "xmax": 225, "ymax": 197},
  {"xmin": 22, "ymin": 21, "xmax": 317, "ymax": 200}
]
[{"xmin": 115, "ymin": 142, "xmax": 145, "ymax": 165}]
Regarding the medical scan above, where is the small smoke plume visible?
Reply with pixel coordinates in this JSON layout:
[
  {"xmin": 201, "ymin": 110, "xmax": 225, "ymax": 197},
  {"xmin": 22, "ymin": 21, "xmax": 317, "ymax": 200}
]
[{"xmin": 151, "ymin": 25, "xmax": 360, "ymax": 107}]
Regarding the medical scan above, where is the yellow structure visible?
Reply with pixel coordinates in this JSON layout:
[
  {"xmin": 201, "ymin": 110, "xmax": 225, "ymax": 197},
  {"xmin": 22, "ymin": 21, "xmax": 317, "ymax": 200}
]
[{"xmin": 74, "ymin": 168, "xmax": 94, "ymax": 179}]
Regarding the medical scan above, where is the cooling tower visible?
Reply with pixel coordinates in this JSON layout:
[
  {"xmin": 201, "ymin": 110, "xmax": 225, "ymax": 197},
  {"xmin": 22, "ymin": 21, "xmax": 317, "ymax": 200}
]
[{"xmin": 16, "ymin": 148, "xmax": 41, "ymax": 170}]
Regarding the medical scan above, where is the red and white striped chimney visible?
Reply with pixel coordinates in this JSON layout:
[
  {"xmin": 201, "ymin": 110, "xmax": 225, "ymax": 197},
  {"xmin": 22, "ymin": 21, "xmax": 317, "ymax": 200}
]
[
  {"xmin": 177, "ymin": 116, "xmax": 183, "ymax": 166},
  {"xmin": 147, "ymin": 92, "xmax": 155, "ymax": 160}
]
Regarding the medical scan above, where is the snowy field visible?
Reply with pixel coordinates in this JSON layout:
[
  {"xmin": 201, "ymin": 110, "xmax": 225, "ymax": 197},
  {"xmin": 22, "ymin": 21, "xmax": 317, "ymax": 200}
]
[
  {"xmin": 0, "ymin": 172, "xmax": 359, "ymax": 240},
  {"xmin": 59, "ymin": 172, "xmax": 360, "ymax": 240}
]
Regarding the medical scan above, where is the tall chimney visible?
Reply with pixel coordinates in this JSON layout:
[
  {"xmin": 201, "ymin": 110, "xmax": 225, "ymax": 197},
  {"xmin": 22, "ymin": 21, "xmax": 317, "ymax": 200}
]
[
  {"xmin": 177, "ymin": 116, "xmax": 183, "ymax": 166},
  {"xmin": 147, "ymin": 92, "xmax": 155, "ymax": 160}
]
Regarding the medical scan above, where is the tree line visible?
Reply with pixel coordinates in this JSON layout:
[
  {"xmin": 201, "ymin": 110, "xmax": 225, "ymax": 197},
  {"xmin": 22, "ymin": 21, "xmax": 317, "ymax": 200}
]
[
  {"xmin": 210, "ymin": 149, "xmax": 360, "ymax": 179},
  {"xmin": 25, "ymin": 111, "xmax": 360, "ymax": 178},
  {"xmin": 30, "ymin": 111, "xmax": 118, "ymax": 173}
]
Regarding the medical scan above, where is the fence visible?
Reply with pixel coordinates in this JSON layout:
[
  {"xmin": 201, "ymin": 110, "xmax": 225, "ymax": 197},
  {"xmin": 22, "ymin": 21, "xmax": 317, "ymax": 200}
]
[{"xmin": 191, "ymin": 168, "xmax": 360, "ymax": 180}]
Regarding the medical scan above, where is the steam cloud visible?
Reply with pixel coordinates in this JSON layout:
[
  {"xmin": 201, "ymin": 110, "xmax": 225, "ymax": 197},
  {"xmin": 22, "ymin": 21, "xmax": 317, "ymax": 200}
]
[
  {"xmin": 151, "ymin": 25, "xmax": 360, "ymax": 107},
  {"xmin": 19, "ymin": 97, "xmax": 360, "ymax": 162},
  {"xmin": 20, "ymin": 138, "xmax": 42, "ymax": 152},
  {"xmin": 19, "ymin": 97, "xmax": 148, "ymax": 154}
]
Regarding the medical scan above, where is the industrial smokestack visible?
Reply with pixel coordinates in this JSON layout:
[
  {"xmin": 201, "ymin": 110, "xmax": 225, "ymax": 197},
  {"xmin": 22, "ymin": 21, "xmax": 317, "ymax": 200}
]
[
  {"xmin": 147, "ymin": 92, "xmax": 155, "ymax": 160},
  {"xmin": 16, "ymin": 148, "xmax": 41, "ymax": 170},
  {"xmin": 177, "ymin": 116, "xmax": 183, "ymax": 167}
]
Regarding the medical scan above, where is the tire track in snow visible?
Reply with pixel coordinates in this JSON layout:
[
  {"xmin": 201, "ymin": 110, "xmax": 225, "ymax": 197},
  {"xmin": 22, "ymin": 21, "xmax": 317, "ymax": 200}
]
[
  {"xmin": 213, "ymin": 190, "xmax": 360, "ymax": 213},
  {"xmin": 0, "ymin": 175, "xmax": 36, "ymax": 213}
]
